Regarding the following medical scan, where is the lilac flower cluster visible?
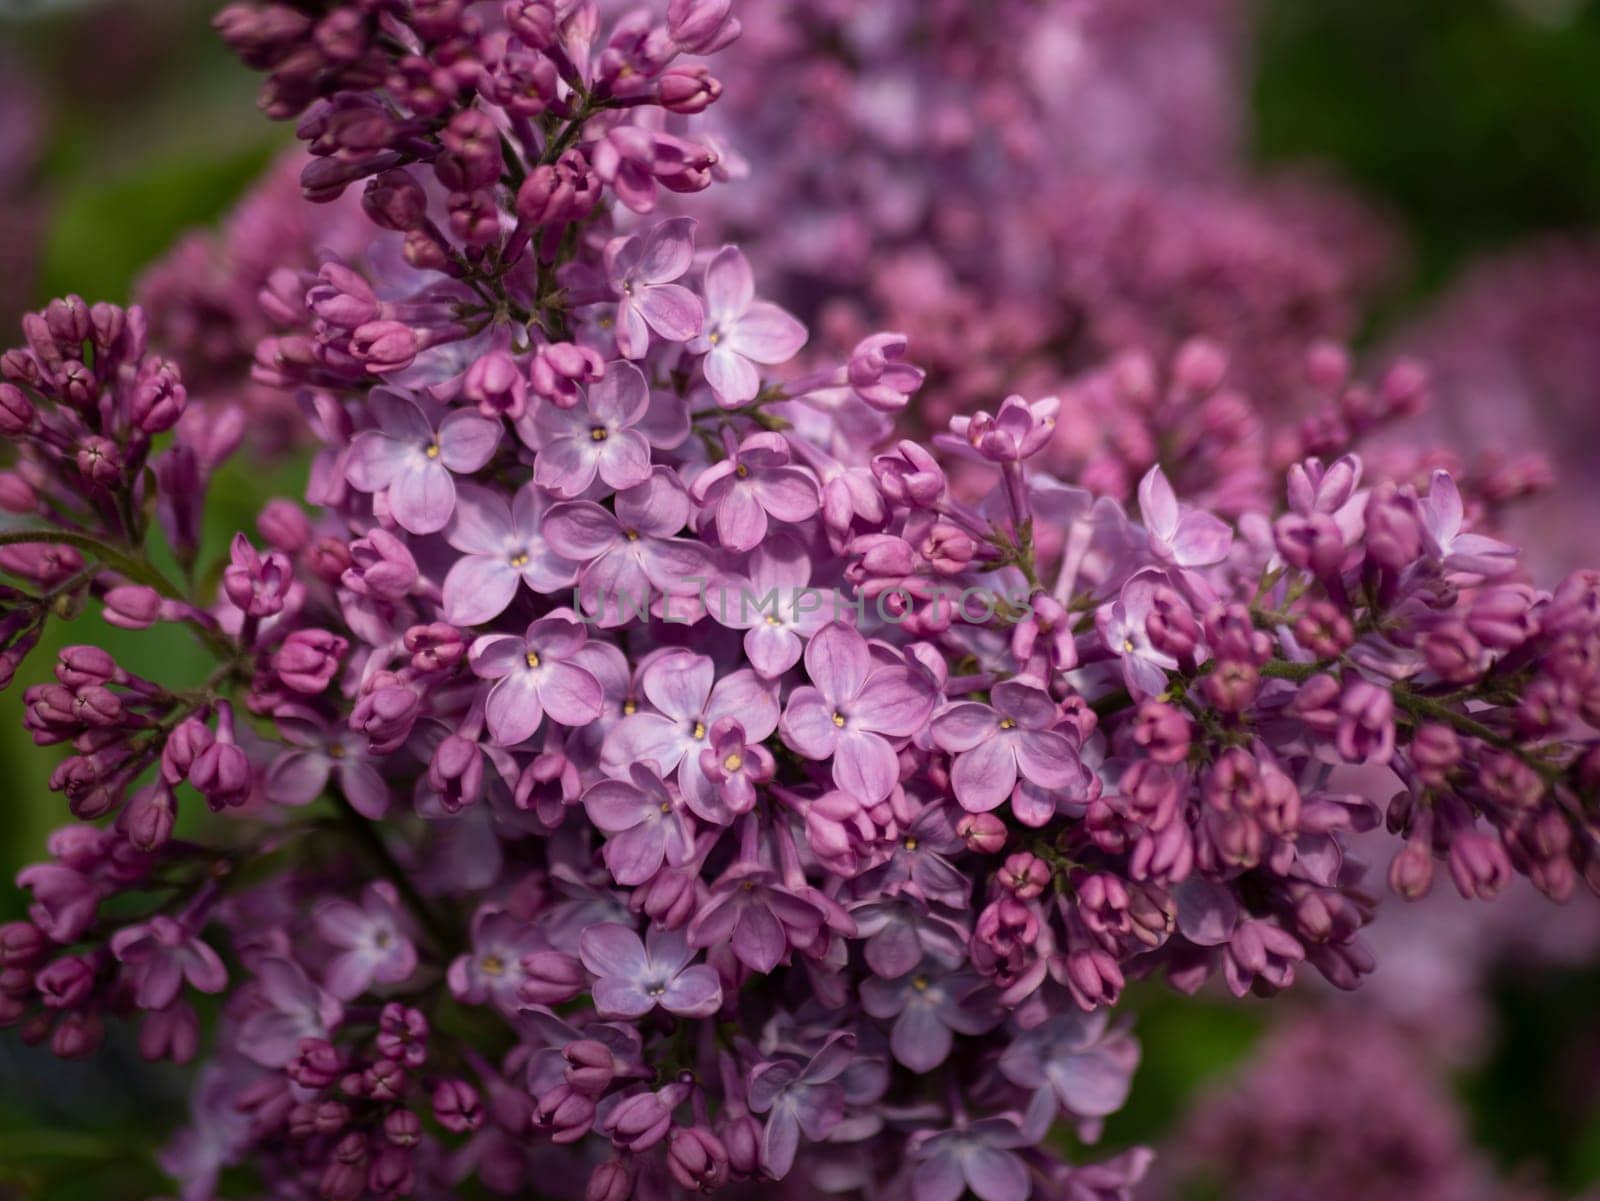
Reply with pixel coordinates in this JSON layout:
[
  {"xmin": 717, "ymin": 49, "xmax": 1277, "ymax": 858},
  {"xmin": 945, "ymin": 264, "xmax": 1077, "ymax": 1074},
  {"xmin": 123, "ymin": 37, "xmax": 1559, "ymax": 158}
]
[{"xmin": 0, "ymin": 3, "xmax": 1597, "ymax": 1201}]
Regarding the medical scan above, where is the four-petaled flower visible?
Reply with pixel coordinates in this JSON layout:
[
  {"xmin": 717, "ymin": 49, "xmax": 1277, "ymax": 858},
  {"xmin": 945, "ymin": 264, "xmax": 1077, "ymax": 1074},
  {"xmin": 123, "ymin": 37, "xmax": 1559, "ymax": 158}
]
[
  {"xmin": 442, "ymin": 482, "xmax": 578, "ymax": 625},
  {"xmin": 469, "ymin": 615, "xmax": 606, "ymax": 746},
  {"xmin": 689, "ymin": 431, "xmax": 821, "ymax": 551},
  {"xmin": 932, "ymin": 681, "xmax": 1086, "ymax": 814},
  {"xmin": 582, "ymin": 764, "xmax": 696, "ymax": 886},
  {"xmin": 690, "ymin": 245, "xmax": 807, "ymax": 405},
  {"xmin": 345, "ymin": 391, "xmax": 500, "ymax": 534},
  {"xmin": 578, "ymin": 922, "xmax": 722, "ymax": 1019},
  {"xmin": 312, "ymin": 882, "xmax": 419, "ymax": 1000},
  {"xmin": 780, "ymin": 622, "xmax": 937, "ymax": 802},
  {"xmin": 522, "ymin": 360, "xmax": 656, "ymax": 498},
  {"xmin": 605, "ymin": 217, "xmax": 704, "ymax": 359}
]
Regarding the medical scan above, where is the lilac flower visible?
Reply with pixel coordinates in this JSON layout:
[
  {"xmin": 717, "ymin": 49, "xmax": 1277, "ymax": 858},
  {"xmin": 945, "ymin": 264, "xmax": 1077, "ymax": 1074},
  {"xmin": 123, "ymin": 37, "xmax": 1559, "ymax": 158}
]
[
  {"xmin": 997, "ymin": 1011, "xmax": 1140, "ymax": 1122},
  {"xmin": 545, "ymin": 469, "xmax": 711, "ymax": 625},
  {"xmin": 345, "ymin": 390, "xmax": 500, "ymax": 534},
  {"xmin": 780, "ymin": 622, "xmax": 937, "ymax": 802},
  {"xmin": 441, "ymin": 482, "xmax": 578, "ymax": 625},
  {"xmin": 690, "ymin": 245, "xmax": 807, "ymax": 405},
  {"xmin": 521, "ymin": 360, "xmax": 656, "ymax": 497},
  {"xmin": 860, "ymin": 961, "xmax": 1000, "ymax": 1072},
  {"xmin": 312, "ymin": 882, "xmax": 418, "ymax": 999},
  {"xmin": 746, "ymin": 1032, "xmax": 856, "ymax": 1179},
  {"xmin": 689, "ymin": 431, "xmax": 820, "ymax": 551},
  {"xmin": 469, "ymin": 615, "xmax": 605, "ymax": 746},
  {"xmin": 581, "ymin": 765, "xmax": 695, "ymax": 886},
  {"xmin": 602, "ymin": 650, "xmax": 777, "ymax": 821},
  {"xmin": 932, "ymin": 682, "xmax": 1086, "ymax": 813},
  {"xmin": 109, "ymin": 917, "xmax": 227, "ymax": 1010},
  {"xmin": 447, "ymin": 906, "xmax": 546, "ymax": 1017},
  {"xmin": 717, "ymin": 533, "xmax": 831, "ymax": 678},
  {"xmin": 235, "ymin": 958, "xmax": 343, "ymax": 1068},
  {"xmin": 605, "ymin": 217, "xmax": 704, "ymax": 359},
  {"xmin": 696, "ymin": 716, "xmax": 775, "ymax": 814},
  {"xmin": 686, "ymin": 862, "xmax": 832, "ymax": 973},
  {"xmin": 578, "ymin": 922, "xmax": 722, "ymax": 1019},
  {"xmin": 1137, "ymin": 464, "xmax": 1232, "ymax": 569},
  {"xmin": 908, "ymin": 1110, "xmax": 1037, "ymax": 1201},
  {"xmin": 1416, "ymin": 469, "xmax": 1517, "ymax": 577},
  {"xmin": 1096, "ymin": 570, "xmax": 1182, "ymax": 699},
  {"xmin": 263, "ymin": 707, "xmax": 390, "ymax": 819}
]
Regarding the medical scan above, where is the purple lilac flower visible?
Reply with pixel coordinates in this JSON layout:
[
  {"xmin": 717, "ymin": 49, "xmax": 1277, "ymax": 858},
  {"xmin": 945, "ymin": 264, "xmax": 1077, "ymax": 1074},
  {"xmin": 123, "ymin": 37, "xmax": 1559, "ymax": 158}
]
[
  {"xmin": 780, "ymin": 622, "xmax": 936, "ymax": 802},
  {"xmin": 109, "ymin": 917, "xmax": 227, "ymax": 1010},
  {"xmin": 344, "ymin": 390, "xmax": 500, "ymax": 534},
  {"xmin": 441, "ymin": 482, "xmax": 577, "ymax": 625},
  {"xmin": 746, "ymin": 1032, "xmax": 857, "ymax": 1179},
  {"xmin": 689, "ymin": 430, "xmax": 821, "ymax": 551},
  {"xmin": 602, "ymin": 650, "xmax": 777, "ymax": 821},
  {"xmin": 932, "ymin": 681, "xmax": 1086, "ymax": 813},
  {"xmin": 604, "ymin": 217, "xmax": 704, "ymax": 359},
  {"xmin": 312, "ymin": 882, "xmax": 418, "ymax": 999},
  {"xmin": 578, "ymin": 922, "xmax": 722, "ymax": 1019},
  {"xmin": 468, "ymin": 614, "xmax": 606, "ymax": 746},
  {"xmin": 689, "ymin": 245, "xmax": 807, "ymax": 405},
  {"xmin": 521, "ymin": 360, "xmax": 657, "ymax": 497},
  {"xmin": 860, "ymin": 960, "xmax": 1001, "ymax": 1072},
  {"xmin": 581, "ymin": 764, "xmax": 695, "ymax": 887}
]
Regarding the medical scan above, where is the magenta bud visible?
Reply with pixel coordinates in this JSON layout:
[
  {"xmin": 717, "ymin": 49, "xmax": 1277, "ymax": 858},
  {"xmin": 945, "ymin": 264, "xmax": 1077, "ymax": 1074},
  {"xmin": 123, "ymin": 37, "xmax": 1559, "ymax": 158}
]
[
  {"xmin": 519, "ymin": 950, "xmax": 584, "ymax": 1005},
  {"xmin": 957, "ymin": 811, "xmax": 1007, "ymax": 854},
  {"xmin": 586, "ymin": 1160, "xmax": 634, "ymax": 1201},
  {"xmin": 563, "ymin": 1039, "xmax": 617, "ymax": 1096},
  {"xmin": 658, "ymin": 65, "xmax": 722, "ymax": 114},
  {"xmin": 432, "ymin": 1079, "xmax": 483, "ymax": 1133},
  {"xmin": 257, "ymin": 498, "xmax": 312, "ymax": 552}
]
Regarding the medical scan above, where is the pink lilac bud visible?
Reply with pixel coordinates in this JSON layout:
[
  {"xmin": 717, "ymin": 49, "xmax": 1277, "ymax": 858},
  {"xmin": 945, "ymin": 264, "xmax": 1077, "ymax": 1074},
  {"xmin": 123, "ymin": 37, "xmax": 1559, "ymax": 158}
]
[
  {"xmin": 530, "ymin": 341, "xmax": 605, "ymax": 408},
  {"xmin": 463, "ymin": 351, "xmax": 528, "ymax": 419},
  {"xmin": 517, "ymin": 151, "xmax": 600, "ymax": 228},
  {"xmin": 667, "ymin": 0, "xmax": 740, "ymax": 54},
  {"xmin": 587, "ymin": 1160, "xmax": 634, "ymax": 1201},
  {"xmin": 563, "ymin": 1039, "xmax": 617, "ymax": 1096},
  {"xmin": 607, "ymin": 1090, "xmax": 673, "ymax": 1152},
  {"xmin": 1336, "ymin": 680, "xmax": 1395, "ymax": 765},
  {"xmin": 520, "ymin": 950, "xmax": 585, "ymax": 1004},
  {"xmin": 121, "ymin": 784, "xmax": 176, "ymax": 851},
  {"xmin": 998, "ymin": 853, "xmax": 1050, "ymax": 899},
  {"xmin": 432, "ymin": 1080, "xmax": 483, "ymax": 1132},
  {"xmin": 1132, "ymin": 701, "xmax": 1190, "ymax": 764},
  {"xmin": 223, "ymin": 535, "xmax": 293, "ymax": 618},
  {"xmin": 667, "ymin": 1126, "xmax": 729, "ymax": 1192},
  {"xmin": 957, "ymin": 812, "xmax": 1008, "ymax": 854},
  {"xmin": 404, "ymin": 623, "xmax": 466, "ymax": 672},
  {"xmin": 1202, "ymin": 660, "xmax": 1259, "ymax": 714},
  {"xmin": 289, "ymin": 1038, "xmax": 344, "ymax": 1088},
  {"xmin": 363, "ymin": 169, "xmax": 429, "ymax": 231},
  {"xmin": 659, "ymin": 65, "xmax": 722, "ymax": 114},
  {"xmin": 535, "ymin": 1083, "xmax": 596, "ymax": 1143},
  {"xmin": 384, "ymin": 1109, "xmax": 422, "ymax": 1148},
  {"xmin": 1294, "ymin": 601, "xmax": 1354, "ymax": 658},
  {"xmin": 190, "ymin": 741, "xmax": 252, "ymax": 809},
  {"xmin": 0, "ymin": 383, "xmax": 36, "ymax": 435},
  {"xmin": 848, "ymin": 333, "xmax": 925, "ymax": 412},
  {"xmin": 274, "ymin": 629, "xmax": 347, "ymax": 694},
  {"xmin": 258, "ymin": 498, "xmax": 312, "ymax": 552}
]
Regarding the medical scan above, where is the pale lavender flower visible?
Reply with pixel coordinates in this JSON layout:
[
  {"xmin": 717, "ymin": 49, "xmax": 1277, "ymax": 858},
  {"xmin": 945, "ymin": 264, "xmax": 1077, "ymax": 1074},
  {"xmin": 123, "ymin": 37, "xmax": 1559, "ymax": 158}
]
[
  {"xmin": 312, "ymin": 882, "xmax": 418, "ymax": 999},
  {"xmin": 602, "ymin": 650, "xmax": 777, "ymax": 821},
  {"xmin": 605, "ymin": 217, "xmax": 704, "ymax": 359},
  {"xmin": 235, "ymin": 957, "xmax": 343, "ymax": 1068},
  {"xmin": 690, "ymin": 245, "xmax": 807, "ymax": 405},
  {"xmin": 1416, "ymin": 469, "xmax": 1517, "ymax": 577},
  {"xmin": 522, "ymin": 360, "xmax": 656, "ymax": 497},
  {"xmin": 747, "ymin": 1032, "xmax": 856, "ymax": 1179},
  {"xmin": 686, "ymin": 862, "xmax": 831, "ymax": 973},
  {"xmin": 1138, "ymin": 464, "xmax": 1232, "ymax": 570},
  {"xmin": 469, "ymin": 614, "xmax": 606, "ymax": 745},
  {"xmin": 932, "ymin": 682, "xmax": 1085, "ymax": 813},
  {"xmin": 345, "ymin": 390, "xmax": 500, "ymax": 534},
  {"xmin": 447, "ymin": 905, "xmax": 545, "ymax": 1017},
  {"xmin": 1097, "ymin": 570, "xmax": 1182, "ymax": 699},
  {"xmin": 780, "ymin": 622, "xmax": 937, "ymax": 802},
  {"xmin": 545, "ymin": 468, "xmax": 711, "ymax": 624},
  {"xmin": 860, "ymin": 961, "xmax": 1000, "ymax": 1072},
  {"xmin": 441, "ymin": 482, "xmax": 578, "ymax": 625},
  {"xmin": 908, "ymin": 1109, "xmax": 1038, "ymax": 1201},
  {"xmin": 997, "ymin": 1010, "xmax": 1140, "ymax": 1123},
  {"xmin": 689, "ymin": 431, "xmax": 820, "ymax": 551},
  {"xmin": 263, "ymin": 707, "xmax": 390, "ymax": 818},
  {"xmin": 110, "ymin": 916, "xmax": 227, "ymax": 1010},
  {"xmin": 582, "ymin": 764, "xmax": 696, "ymax": 886},
  {"xmin": 578, "ymin": 922, "xmax": 722, "ymax": 1018}
]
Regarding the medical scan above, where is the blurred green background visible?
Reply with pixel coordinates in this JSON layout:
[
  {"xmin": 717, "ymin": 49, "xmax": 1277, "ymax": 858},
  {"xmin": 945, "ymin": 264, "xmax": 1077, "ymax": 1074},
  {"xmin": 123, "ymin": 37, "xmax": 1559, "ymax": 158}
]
[{"xmin": 3, "ymin": 0, "xmax": 1600, "ymax": 1195}]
